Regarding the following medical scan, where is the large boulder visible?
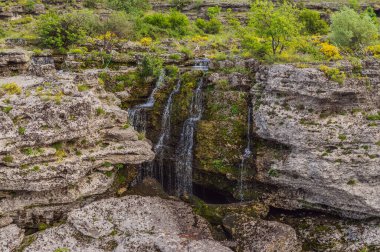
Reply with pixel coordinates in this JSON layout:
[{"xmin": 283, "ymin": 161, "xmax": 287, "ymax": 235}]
[{"xmin": 223, "ymin": 214, "xmax": 301, "ymax": 252}]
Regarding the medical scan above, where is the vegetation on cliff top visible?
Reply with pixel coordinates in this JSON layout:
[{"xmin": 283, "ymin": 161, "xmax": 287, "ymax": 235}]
[{"xmin": 0, "ymin": 0, "xmax": 379, "ymax": 65}]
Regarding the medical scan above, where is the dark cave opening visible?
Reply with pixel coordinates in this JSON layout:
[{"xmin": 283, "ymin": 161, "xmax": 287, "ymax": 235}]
[{"xmin": 192, "ymin": 183, "xmax": 237, "ymax": 204}]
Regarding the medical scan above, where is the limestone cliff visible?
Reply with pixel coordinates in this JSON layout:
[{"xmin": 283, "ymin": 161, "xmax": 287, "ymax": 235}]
[
  {"xmin": 253, "ymin": 60, "xmax": 380, "ymax": 218},
  {"xmin": 0, "ymin": 71, "xmax": 155, "ymax": 228}
]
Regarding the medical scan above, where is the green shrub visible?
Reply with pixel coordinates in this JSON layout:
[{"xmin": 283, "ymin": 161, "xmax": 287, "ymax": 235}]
[
  {"xmin": 0, "ymin": 27, "xmax": 5, "ymax": 38},
  {"xmin": 195, "ymin": 18, "xmax": 222, "ymax": 34},
  {"xmin": 107, "ymin": 0, "xmax": 150, "ymax": 13},
  {"xmin": 241, "ymin": 35, "xmax": 271, "ymax": 58},
  {"xmin": 2, "ymin": 155, "xmax": 13, "ymax": 163},
  {"xmin": 1, "ymin": 83, "xmax": 22, "ymax": 95},
  {"xmin": 138, "ymin": 10, "xmax": 190, "ymax": 38},
  {"xmin": 366, "ymin": 112, "xmax": 380, "ymax": 121},
  {"xmin": 329, "ymin": 7, "xmax": 378, "ymax": 49},
  {"xmin": 319, "ymin": 65, "xmax": 346, "ymax": 85},
  {"xmin": 138, "ymin": 55, "xmax": 163, "ymax": 79},
  {"xmin": 23, "ymin": 0, "xmax": 37, "ymax": 12},
  {"xmin": 102, "ymin": 11, "xmax": 134, "ymax": 38},
  {"xmin": 1, "ymin": 106, "xmax": 13, "ymax": 113},
  {"xmin": 207, "ymin": 6, "xmax": 222, "ymax": 18},
  {"xmin": 83, "ymin": 0, "xmax": 104, "ymax": 8},
  {"xmin": 171, "ymin": 0, "xmax": 191, "ymax": 10},
  {"xmin": 299, "ymin": 9, "xmax": 329, "ymax": 35},
  {"xmin": 96, "ymin": 107, "xmax": 106, "ymax": 116},
  {"xmin": 37, "ymin": 11, "xmax": 99, "ymax": 50},
  {"xmin": 18, "ymin": 127, "xmax": 26, "ymax": 135}
]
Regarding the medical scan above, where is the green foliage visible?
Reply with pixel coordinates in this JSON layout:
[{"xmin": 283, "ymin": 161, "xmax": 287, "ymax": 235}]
[
  {"xmin": 195, "ymin": 18, "xmax": 222, "ymax": 34},
  {"xmin": 165, "ymin": 65, "xmax": 180, "ymax": 78},
  {"xmin": 268, "ymin": 168, "xmax": 279, "ymax": 177},
  {"xmin": 249, "ymin": 0, "xmax": 302, "ymax": 55},
  {"xmin": 241, "ymin": 35, "xmax": 271, "ymax": 58},
  {"xmin": 0, "ymin": 27, "xmax": 5, "ymax": 38},
  {"xmin": 138, "ymin": 55, "xmax": 163, "ymax": 79},
  {"xmin": 299, "ymin": 9, "xmax": 329, "ymax": 35},
  {"xmin": 101, "ymin": 11, "xmax": 134, "ymax": 38},
  {"xmin": 18, "ymin": 127, "xmax": 26, "ymax": 135},
  {"xmin": 319, "ymin": 65, "xmax": 346, "ymax": 85},
  {"xmin": 38, "ymin": 223, "xmax": 48, "ymax": 231},
  {"xmin": 338, "ymin": 134, "xmax": 347, "ymax": 141},
  {"xmin": 207, "ymin": 6, "xmax": 222, "ymax": 18},
  {"xmin": 1, "ymin": 106, "xmax": 13, "ymax": 113},
  {"xmin": 37, "ymin": 11, "xmax": 98, "ymax": 50},
  {"xmin": 2, "ymin": 155, "xmax": 13, "ymax": 163},
  {"xmin": 23, "ymin": 0, "xmax": 37, "ymax": 12},
  {"xmin": 1, "ymin": 83, "xmax": 22, "ymax": 95},
  {"xmin": 366, "ymin": 112, "xmax": 380, "ymax": 121},
  {"xmin": 171, "ymin": 0, "xmax": 191, "ymax": 10},
  {"xmin": 329, "ymin": 7, "xmax": 378, "ymax": 50},
  {"xmin": 106, "ymin": 0, "xmax": 150, "ymax": 13},
  {"xmin": 138, "ymin": 10, "xmax": 190, "ymax": 38},
  {"xmin": 96, "ymin": 107, "xmax": 106, "ymax": 116},
  {"xmin": 53, "ymin": 248, "xmax": 70, "ymax": 252}
]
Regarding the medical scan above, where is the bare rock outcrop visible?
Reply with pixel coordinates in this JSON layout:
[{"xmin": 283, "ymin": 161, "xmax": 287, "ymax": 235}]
[
  {"xmin": 23, "ymin": 195, "xmax": 232, "ymax": 252},
  {"xmin": 253, "ymin": 60, "xmax": 380, "ymax": 218},
  {"xmin": 0, "ymin": 224, "xmax": 25, "ymax": 252},
  {"xmin": 0, "ymin": 72, "xmax": 155, "ymax": 227},
  {"xmin": 223, "ymin": 214, "xmax": 301, "ymax": 252},
  {"xmin": 0, "ymin": 50, "xmax": 30, "ymax": 76}
]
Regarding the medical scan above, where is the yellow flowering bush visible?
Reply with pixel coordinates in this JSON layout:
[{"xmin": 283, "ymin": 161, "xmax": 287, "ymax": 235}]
[
  {"xmin": 319, "ymin": 65, "xmax": 346, "ymax": 85},
  {"xmin": 191, "ymin": 35, "xmax": 208, "ymax": 43},
  {"xmin": 320, "ymin": 43, "xmax": 342, "ymax": 60},
  {"xmin": 366, "ymin": 45, "xmax": 380, "ymax": 56},
  {"xmin": 1, "ymin": 83, "xmax": 22, "ymax": 95},
  {"xmin": 140, "ymin": 37, "xmax": 153, "ymax": 46}
]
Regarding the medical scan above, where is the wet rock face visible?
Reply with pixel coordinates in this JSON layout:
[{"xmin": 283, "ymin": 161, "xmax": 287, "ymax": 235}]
[
  {"xmin": 0, "ymin": 73, "xmax": 154, "ymax": 227},
  {"xmin": 23, "ymin": 195, "xmax": 232, "ymax": 252},
  {"xmin": 253, "ymin": 61, "xmax": 380, "ymax": 218}
]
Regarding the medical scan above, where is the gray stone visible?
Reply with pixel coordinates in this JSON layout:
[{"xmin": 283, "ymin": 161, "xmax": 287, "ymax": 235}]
[
  {"xmin": 0, "ymin": 224, "xmax": 24, "ymax": 252},
  {"xmin": 23, "ymin": 195, "xmax": 232, "ymax": 252},
  {"xmin": 252, "ymin": 62, "xmax": 380, "ymax": 218}
]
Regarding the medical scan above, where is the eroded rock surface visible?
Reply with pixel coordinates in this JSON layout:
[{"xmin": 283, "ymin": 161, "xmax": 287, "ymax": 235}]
[
  {"xmin": 0, "ymin": 72, "xmax": 155, "ymax": 227},
  {"xmin": 23, "ymin": 195, "xmax": 232, "ymax": 252},
  {"xmin": 223, "ymin": 214, "xmax": 301, "ymax": 252},
  {"xmin": 253, "ymin": 61, "xmax": 380, "ymax": 218},
  {"xmin": 0, "ymin": 224, "xmax": 25, "ymax": 252}
]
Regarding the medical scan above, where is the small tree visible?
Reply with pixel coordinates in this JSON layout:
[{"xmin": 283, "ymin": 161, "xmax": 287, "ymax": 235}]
[
  {"xmin": 329, "ymin": 7, "xmax": 378, "ymax": 50},
  {"xmin": 250, "ymin": 0, "xmax": 301, "ymax": 55}
]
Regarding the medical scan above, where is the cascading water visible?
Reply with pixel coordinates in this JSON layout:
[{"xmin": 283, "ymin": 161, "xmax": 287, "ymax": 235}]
[
  {"xmin": 239, "ymin": 105, "xmax": 253, "ymax": 201},
  {"xmin": 174, "ymin": 77, "xmax": 205, "ymax": 196},
  {"xmin": 128, "ymin": 70, "xmax": 165, "ymax": 132},
  {"xmin": 192, "ymin": 58, "xmax": 211, "ymax": 71},
  {"xmin": 149, "ymin": 79, "xmax": 182, "ymax": 188}
]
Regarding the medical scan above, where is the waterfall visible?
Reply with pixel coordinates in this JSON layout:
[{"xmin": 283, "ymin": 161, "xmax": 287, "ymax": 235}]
[
  {"xmin": 151, "ymin": 79, "xmax": 182, "ymax": 188},
  {"xmin": 192, "ymin": 58, "xmax": 210, "ymax": 71},
  {"xmin": 128, "ymin": 70, "xmax": 165, "ymax": 132},
  {"xmin": 239, "ymin": 105, "xmax": 253, "ymax": 201},
  {"xmin": 175, "ymin": 77, "xmax": 205, "ymax": 196}
]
